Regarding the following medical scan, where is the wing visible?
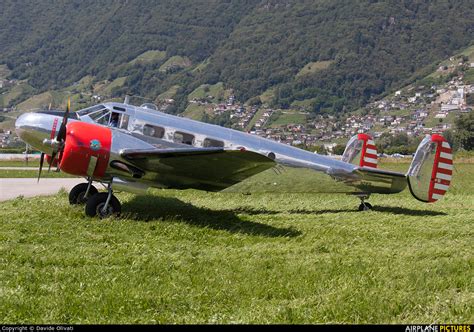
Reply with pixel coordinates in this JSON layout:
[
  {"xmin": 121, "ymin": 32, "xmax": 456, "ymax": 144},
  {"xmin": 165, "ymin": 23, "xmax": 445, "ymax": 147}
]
[{"xmin": 120, "ymin": 147, "xmax": 276, "ymax": 191}]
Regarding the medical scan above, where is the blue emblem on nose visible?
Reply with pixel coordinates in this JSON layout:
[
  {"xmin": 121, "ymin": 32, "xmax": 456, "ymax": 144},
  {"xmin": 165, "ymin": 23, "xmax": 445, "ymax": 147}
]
[{"xmin": 90, "ymin": 139, "xmax": 101, "ymax": 151}]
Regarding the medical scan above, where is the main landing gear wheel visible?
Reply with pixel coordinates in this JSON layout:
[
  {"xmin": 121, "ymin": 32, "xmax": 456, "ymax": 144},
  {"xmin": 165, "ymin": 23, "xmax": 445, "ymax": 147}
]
[
  {"xmin": 358, "ymin": 202, "xmax": 373, "ymax": 211},
  {"xmin": 69, "ymin": 183, "xmax": 98, "ymax": 205},
  {"xmin": 85, "ymin": 192, "xmax": 121, "ymax": 218}
]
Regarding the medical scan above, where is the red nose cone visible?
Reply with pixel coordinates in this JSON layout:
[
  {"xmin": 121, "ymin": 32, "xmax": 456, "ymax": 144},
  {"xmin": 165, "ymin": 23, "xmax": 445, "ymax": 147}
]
[{"xmin": 59, "ymin": 122, "xmax": 112, "ymax": 178}]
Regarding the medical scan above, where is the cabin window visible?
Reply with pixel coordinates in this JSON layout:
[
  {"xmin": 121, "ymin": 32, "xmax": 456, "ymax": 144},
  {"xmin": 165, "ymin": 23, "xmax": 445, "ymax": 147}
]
[
  {"xmin": 173, "ymin": 131, "xmax": 194, "ymax": 145},
  {"xmin": 203, "ymin": 138, "xmax": 224, "ymax": 148},
  {"xmin": 143, "ymin": 124, "xmax": 165, "ymax": 138},
  {"xmin": 119, "ymin": 114, "xmax": 130, "ymax": 130}
]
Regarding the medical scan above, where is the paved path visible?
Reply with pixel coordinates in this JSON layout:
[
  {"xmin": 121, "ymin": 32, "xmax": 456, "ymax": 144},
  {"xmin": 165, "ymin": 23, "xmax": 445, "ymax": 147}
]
[
  {"xmin": 0, "ymin": 178, "xmax": 84, "ymax": 202},
  {"xmin": 0, "ymin": 154, "xmax": 41, "ymax": 160},
  {"xmin": 0, "ymin": 167, "xmax": 39, "ymax": 170}
]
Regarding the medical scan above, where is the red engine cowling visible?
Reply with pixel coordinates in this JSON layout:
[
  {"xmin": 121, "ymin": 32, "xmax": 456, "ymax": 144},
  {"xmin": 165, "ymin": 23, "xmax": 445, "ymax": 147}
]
[{"xmin": 59, "ymin": 122, "xmax": 112, "ymax": 178}]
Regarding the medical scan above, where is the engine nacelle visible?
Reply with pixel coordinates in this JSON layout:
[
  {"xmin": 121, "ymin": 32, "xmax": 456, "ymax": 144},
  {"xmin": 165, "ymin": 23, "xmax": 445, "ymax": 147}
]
[{"xmin": 59, "ymin": 122, "xmax": 112, "ymax": 178}]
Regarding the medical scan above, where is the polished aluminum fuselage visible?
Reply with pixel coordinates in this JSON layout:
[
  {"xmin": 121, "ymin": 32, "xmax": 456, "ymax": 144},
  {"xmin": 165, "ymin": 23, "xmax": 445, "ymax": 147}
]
[
  {"xmin": 87, "ymin": 103, "xmax": 365, "ymax": 194},
  {"xmin": 16, "ymin": 102, "xmax": 405, "ymax": 194}
]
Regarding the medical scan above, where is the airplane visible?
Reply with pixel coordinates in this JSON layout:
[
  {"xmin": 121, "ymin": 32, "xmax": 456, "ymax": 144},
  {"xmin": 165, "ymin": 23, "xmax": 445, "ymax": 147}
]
[{"xmin": 14, "ymin": 98, "xmax": 453, "ymax": 218}]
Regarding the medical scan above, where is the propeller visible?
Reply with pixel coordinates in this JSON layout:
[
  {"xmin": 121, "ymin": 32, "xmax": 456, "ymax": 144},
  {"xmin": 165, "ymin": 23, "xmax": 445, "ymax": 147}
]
[
  {"xmin": 24, "ymin": 144, "xmax": 29, "ymax": 166},
  {"xmin": 39, "ymin": 97, "xmax": 71, "ymax": 180},
  {"xmin": 38, "ymin": 152, "xmax": 45, "ymax": 183}
]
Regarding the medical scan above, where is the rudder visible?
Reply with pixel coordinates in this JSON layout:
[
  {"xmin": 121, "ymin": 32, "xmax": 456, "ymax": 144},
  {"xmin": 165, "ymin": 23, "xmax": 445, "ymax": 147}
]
[
  {"xmin": 407, "ymin": 134, "xmax": 453, "ymax": 203},
  {"xmin": 342, "ymin": 133, "xmax": 378, "ymax": 168}
]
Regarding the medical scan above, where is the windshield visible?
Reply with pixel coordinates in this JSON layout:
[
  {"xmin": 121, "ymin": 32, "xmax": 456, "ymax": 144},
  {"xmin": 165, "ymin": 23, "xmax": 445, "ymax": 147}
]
[
  {"xmin": 77, "ymin": 104, "xmax": 106, "ymax": 116},
  {"xmin": 89, "ymin": 109, "xmax": 111, "ymax": 125}
]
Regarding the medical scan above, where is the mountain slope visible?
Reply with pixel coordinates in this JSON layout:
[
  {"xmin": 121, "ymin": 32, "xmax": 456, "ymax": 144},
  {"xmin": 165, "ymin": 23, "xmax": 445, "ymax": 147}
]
[{"xmin": 0, "ymin": 0, "xmax": 473, "ymax": 115}]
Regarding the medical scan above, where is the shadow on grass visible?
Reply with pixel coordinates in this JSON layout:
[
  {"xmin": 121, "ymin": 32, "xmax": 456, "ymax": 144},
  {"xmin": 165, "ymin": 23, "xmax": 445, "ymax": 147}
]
[
  {"xmin": 225, "ymin": 206, "xmax": 447, "ymax": 217},
  {"xmin": 121, "ymin": 195, "xmax": 301, "ymax": 238},
  {"xmin": 228, "ymin": 207, "xmax": 355, "ymax": 215},
  {"xmin": 371, "ymin": 205, "xmax": 447, "ymax": 216}
]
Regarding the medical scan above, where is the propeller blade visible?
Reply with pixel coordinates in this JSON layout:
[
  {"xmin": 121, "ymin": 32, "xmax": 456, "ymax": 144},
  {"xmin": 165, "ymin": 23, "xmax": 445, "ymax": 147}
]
[
  {"xmin": 25, "ymin": 144, "xmax": 29, "ymax": 166},
  {"xmin": 38, "ymin": 153, "xmax": 45, "ymax": 183},
  {"xmin": 48, "ymin": 151, "xmax": 57, "ymax": 173},
  {"xmin": 51, "ymin": 97, "xmax": 70, "ymax": 169},
  {"xmin": 56, "ymin": 97, "xmax": 71, "ymax": 142}
]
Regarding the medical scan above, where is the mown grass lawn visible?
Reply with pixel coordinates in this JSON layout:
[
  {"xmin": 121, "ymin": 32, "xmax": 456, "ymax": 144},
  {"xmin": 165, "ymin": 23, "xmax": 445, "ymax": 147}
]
[{"xmin": 0, "ymin": 164, "xmax": 473, "ymax": 324}]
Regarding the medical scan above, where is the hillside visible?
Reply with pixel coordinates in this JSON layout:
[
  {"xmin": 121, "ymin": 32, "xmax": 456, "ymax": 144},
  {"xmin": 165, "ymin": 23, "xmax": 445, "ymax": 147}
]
[{"xmin": 1, "ymin": 0, "xmax": 473, "ymax": 117}]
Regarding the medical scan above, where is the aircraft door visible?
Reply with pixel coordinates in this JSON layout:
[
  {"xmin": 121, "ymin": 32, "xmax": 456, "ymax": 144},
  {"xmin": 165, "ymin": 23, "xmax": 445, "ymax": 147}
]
[{"xmin": 110, "ymin": 107, "xmax": 134, "ymax": 131}]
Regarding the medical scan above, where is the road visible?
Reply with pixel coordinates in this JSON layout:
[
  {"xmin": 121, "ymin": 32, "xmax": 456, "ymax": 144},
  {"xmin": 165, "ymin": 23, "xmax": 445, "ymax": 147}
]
[
  {"xmin": 0, "ymin": 167, "xmax": 39, "ymax": 170},
  {"xmin": 0, "ymin": 178, "xmax": 84, "ymax": 202},
  {"xmin": 0, "ymin": 154, "xmax": 41, "ymax": 160}
]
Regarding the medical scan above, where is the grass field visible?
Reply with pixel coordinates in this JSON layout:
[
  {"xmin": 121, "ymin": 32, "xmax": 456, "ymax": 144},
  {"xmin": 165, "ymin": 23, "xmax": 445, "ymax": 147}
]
[
  {"xmin": 0, "ymin": 169, "xmax": 72, "ymax": 178},
  {"xmin": 182, "ymin": 103, "xmax": 211, "ymax": 121},
  {"xmin": 159, "ymin": 56, "xmax": 192, "ymax": 72},
  {"xmin": 269, "ymin": 111, "xmax": 308, "ymax": 128},
  {"xmin": 0, "ymin": 160, "xmax": 40, "ymax": 167},
  {"xmin": 187, "ymin": 82, "xmax": 228, "ymax": 102},
  {"xmin": 158, "ymin": 85, "xmax": 180, "ymax": 100},
  {"xmin": 0, "ymin": 64, "xmax": 12, "ymax": 79},
  {"xmin": 0, "ymin": 163, "xmax": 473, "ymax": 324},
  {"xmin": 296, "ymin": 61, "xmax": 333, "ymax": 77},
  {"xmin": 129, "ymin": 50, "xmax": 166, "ymax": 65}
]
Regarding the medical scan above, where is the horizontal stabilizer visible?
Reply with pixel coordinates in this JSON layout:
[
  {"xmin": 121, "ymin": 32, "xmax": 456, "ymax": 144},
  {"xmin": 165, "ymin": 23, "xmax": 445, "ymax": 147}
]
[{"xmin": 351, "ymin": 166, "xmax": 407, "ymax": 194}]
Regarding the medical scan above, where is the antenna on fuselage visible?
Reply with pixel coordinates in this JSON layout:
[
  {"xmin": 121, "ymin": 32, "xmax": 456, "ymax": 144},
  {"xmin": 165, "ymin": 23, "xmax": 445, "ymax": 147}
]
[{"xmin": 124, "ymin": 95, "xmax": 130, "ymax": 105}]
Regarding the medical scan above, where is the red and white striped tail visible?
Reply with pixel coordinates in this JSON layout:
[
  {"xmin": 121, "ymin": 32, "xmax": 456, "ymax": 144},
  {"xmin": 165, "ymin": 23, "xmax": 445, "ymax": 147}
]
[
  {"xmin": 358, "ymin": 134, "xmax": 378, "ymax": 168},
  {"xmin": 407, "ymin": 134, "xmax": 453, "ymax": 203},
  {"xmin": 342, "ymin": 133, "xmax": 378, "ymax": 168},
  {"xmin": 429, "ymin": 136, "xmax": 453, "ymax": 202}
]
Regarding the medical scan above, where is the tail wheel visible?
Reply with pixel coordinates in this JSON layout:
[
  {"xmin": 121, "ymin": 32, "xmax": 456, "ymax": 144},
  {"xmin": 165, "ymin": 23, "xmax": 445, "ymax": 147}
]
[
  {"xmin": 358, "ymin": 202, "xmax": 373, "ymax": 211},
  {"xmin": 85, "ymin": 192, "xmax": 121, "ymax": 218},
  {"xmin": 69, "ymin": 183, "xmax": 98, "ymax": 205}
]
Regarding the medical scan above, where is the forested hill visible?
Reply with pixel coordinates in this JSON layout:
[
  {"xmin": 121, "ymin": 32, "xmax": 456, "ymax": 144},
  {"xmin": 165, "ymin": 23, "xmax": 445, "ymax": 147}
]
[{"xmin": 1, "ymin": 0, "xmax": 473, "ymax": 114}]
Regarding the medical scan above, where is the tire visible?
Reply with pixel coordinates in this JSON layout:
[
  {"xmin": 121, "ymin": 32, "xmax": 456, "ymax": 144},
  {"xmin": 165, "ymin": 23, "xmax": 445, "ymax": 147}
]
[
  {"xmin": 69, "ymin": 183, "xmax": 98, "ymax": 205},
  {"xmin": 358, "ymin": 202, "xmax": 373, "ymax": 211},
  {"xmin": 85, "ymin": 192, "xmax": 121, "ymax": 218}
]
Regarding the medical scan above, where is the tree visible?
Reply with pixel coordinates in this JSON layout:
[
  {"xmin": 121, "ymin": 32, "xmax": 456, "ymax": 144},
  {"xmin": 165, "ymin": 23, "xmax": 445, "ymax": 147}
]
[
  {"xmin": 454, "ymin": 112, "xmax": 474, "ymax": 150},
  {"xmin": 313, "ymin": 145, "xmax": 327, "ymax": 155},
  {"xmin": 332, "ymin": 144, "xmax": 346, "ymax": 155}
]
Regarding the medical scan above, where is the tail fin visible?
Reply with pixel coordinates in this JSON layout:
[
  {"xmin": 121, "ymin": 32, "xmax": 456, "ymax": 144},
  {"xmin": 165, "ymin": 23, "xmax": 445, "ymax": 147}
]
[
  {"xmin": 407, "ymin": 134, "xmax": 453, "ymax": 203},
  {"xmin": 342, "ymin": 133, "xmax": 378, "ymax": 168}
]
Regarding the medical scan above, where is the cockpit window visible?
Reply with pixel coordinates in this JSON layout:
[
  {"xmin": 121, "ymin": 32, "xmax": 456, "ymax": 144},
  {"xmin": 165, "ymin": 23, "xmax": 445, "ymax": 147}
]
[
  {"xmin": 77, "ymin": 104, "xmax": 106, "ymax": 116},
  {"xmin": 89, "ymin": 109, "xmax": 110, "ymax": 125}
]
